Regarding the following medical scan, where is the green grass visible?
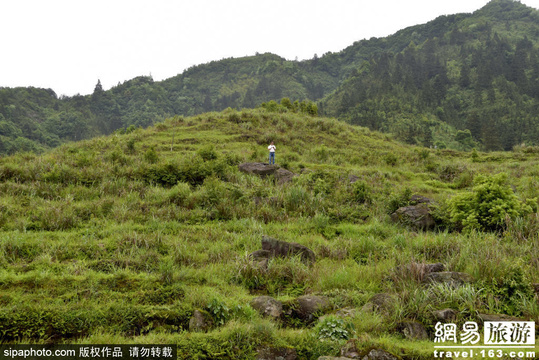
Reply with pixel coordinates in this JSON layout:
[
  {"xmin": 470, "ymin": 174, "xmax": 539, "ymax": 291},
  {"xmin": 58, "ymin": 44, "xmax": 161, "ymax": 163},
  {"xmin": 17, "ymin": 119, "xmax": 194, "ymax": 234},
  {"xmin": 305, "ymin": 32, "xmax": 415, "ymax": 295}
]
[{"xmin": 0, "ymin": 108, "xmax": 538, "ymax": 358}]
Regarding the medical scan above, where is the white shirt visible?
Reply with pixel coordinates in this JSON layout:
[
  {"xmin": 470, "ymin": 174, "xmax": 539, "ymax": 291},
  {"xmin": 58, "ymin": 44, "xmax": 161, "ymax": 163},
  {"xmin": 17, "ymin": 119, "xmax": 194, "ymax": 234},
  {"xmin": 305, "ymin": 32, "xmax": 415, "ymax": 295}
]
[{"xmin": 268, "ymin": 144, "xmax": 276, "ymax": 152}]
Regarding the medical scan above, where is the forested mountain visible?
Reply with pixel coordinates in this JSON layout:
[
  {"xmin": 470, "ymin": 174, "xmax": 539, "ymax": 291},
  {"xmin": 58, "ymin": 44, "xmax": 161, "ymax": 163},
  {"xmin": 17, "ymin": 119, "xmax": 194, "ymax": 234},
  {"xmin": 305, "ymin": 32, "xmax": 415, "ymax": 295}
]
[
  {"xmin": 1, "ymin": 0, "xmax": 538, "ymax": 154},
  {"xmin": 321, "ymin": 0, "xmax": 539, "ymax": 150}
]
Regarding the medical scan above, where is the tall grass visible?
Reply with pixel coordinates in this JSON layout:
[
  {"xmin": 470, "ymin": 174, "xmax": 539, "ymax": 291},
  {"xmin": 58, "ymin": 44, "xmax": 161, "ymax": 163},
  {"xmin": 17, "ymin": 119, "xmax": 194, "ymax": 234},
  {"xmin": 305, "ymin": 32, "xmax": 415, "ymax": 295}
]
[{"xmin": 0, "ymin": 109, "xmax": 537, "ymax": 358}]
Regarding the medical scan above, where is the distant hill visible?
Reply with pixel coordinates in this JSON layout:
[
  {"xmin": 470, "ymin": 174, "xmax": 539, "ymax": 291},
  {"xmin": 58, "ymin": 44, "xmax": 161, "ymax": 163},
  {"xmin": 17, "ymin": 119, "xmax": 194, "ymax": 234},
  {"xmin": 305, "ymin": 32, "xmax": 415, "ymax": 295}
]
[
  {"xmin": 320, "ymin": 0, "xmax": 539, "ymax": 151},
  {"xmin": 1, "ymin": 0, "xmax": 538, "ymax": 154}
]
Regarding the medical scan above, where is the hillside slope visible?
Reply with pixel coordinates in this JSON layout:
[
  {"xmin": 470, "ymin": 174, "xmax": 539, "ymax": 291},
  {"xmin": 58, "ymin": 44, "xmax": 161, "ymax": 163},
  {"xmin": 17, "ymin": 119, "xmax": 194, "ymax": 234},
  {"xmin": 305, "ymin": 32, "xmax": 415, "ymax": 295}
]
[{"xmin": 0, "ymin": 109, "xmax": 537, "ymax": 358}]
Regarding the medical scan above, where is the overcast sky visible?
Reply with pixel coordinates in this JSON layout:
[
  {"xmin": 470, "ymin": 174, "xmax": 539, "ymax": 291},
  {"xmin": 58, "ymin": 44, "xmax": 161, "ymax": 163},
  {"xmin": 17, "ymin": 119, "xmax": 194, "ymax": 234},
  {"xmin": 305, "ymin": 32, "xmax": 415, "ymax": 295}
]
[{"xmin": 1, "ymin": 0, "xmax": 538, "ymax": 97}]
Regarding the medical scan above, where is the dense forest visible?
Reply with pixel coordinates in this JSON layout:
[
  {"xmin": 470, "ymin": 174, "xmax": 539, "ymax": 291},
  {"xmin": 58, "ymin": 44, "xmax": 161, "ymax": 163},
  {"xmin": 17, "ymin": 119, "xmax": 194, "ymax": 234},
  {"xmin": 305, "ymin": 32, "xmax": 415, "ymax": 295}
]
[{"xmin": 1, "ymin": 0, "xmax": 538, "ymax": 154}]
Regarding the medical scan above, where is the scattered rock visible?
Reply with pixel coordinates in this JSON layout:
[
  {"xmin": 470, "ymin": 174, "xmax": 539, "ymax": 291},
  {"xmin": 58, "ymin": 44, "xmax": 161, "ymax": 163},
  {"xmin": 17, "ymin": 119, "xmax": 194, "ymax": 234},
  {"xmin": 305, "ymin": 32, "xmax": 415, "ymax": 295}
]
[
  {"xmin": 340, "ymin": 340, "xmax": 360, "ymax": 359},
  {"xmin": 360, "ymin": 348, "xmax": 400, "ymax": 360},
  {"xmin": 433, "ymin": 308, "xmax": 458, "ymax": 321},
  {"xmin": 424, "ymin": 271, "xmax": 472, "ymax": 286},
  {"xmin": 188, "ymin": 310, "xmax": 211, "ymax": 332},
  {"xmin": 397, "ymin": 320, "xmax": 428, "ymax": 340},
  {"xmin": 318, "ymin": 357, "xmax": 354, "ymax": 360},
  {"xmin": 251, "ymin": 296, "xmax": 283, "ymax": 319},
  {"xmin": 392, "ymin": 262, "xmax": 446, "ymax": 282},
  {"xmin": 361, "ymin": 293, "xmax": 396, "ymax": 316},
  {"xmin": 257, "ymin": 347, "xmax": 297, "ymax": 360},
  {"xmin": 390, "ymin": 203, "xmax": 436, "ymax": 230},
  {"xmin": 292, "ymin": 295, "xmax": 331, "ymax": 323},
  {"xmin": 261, "ymin": 235, "xmax": 316, "ymax": 265}
]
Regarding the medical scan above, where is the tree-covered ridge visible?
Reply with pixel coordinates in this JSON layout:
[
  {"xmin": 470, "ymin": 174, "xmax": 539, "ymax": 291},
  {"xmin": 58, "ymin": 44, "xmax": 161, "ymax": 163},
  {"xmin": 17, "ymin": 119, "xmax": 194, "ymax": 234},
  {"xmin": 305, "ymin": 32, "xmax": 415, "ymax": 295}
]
[
  {"xmin": 1, "ymin": 0, "xmax": 538, "ymax": 155},
  {"xmin": 321, "ymin": 0, "xmax": 539, "ymax": 150}
]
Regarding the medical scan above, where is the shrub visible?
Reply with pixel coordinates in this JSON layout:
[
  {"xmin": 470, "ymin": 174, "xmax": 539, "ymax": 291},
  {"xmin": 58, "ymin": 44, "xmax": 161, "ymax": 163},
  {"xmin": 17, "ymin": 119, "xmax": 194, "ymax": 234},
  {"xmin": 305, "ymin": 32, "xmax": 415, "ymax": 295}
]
[
  {"xmin": 448, "ymin": 173, "xmax": 537, "ymax": 232},
  {"xmin": 315, "ymin": 316, "xmax": 353, "ymax": 341},
  {"xmin": 383, "ymin": 153, "xmax": 398, "ymax": 166},
  {"xmin": 197, "ymin": 144, "xmax": 218, "ymax": 161},
  {"xmin": 352, "ymin": 180, "xmax": 371, "ymax": 204},
  {"xmin": 144, "ymin": 146, "xmax": 159, "ymax": 164},
  {"xmin": 386, "ymin": 187, "xmax": 412, "ymax": 214}
]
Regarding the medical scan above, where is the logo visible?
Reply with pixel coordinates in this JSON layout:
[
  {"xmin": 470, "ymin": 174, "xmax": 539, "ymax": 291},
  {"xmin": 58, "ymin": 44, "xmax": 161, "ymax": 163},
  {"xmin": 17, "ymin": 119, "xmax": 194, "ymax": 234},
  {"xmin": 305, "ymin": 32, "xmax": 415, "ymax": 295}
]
[{"xmin": 433, "ymin": 321, "xmax": 536, "ymax": 359}]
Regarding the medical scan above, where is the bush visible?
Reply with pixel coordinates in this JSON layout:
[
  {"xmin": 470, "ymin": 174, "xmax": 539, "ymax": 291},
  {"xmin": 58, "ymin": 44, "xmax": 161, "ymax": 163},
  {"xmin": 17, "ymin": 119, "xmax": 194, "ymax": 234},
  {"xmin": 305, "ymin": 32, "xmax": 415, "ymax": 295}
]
[
  {"xmin": 448, "ymin": 173, "xmax": 537, "ymax": 232},
  {"xmin": 386, "ymin": 187, "xmax": 412, "ymax": 214},
  {"xmin": 315, "ymin": 316, "xmax": 353, "ymax": 341},
  {"xmin": 352, "ymin": 180, "xmax": 371, "ymax": 204}
]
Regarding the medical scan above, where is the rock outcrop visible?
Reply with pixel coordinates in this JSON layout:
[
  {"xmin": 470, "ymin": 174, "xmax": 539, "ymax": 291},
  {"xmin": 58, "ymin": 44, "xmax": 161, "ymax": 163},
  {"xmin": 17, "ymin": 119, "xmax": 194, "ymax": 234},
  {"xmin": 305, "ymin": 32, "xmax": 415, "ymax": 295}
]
[
  {"xmin": 238, "ymin": 163, "xmax": 297, "ymax": 184},
  {"xmin": 251, "ymin": 296, "xmax": 283, "ymax": 319},
  {"xmin": 260, "ymin": 235, "xmax": 316, "ymax": 265}
]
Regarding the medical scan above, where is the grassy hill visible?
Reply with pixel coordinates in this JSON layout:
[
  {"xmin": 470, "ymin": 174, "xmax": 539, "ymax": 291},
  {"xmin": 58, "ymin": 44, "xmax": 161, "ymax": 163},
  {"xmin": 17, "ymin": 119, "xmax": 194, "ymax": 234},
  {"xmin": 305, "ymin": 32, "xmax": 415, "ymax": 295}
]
[{"xmin": 0, "ymin": 108, "xmax": 537, "ymax": 358}]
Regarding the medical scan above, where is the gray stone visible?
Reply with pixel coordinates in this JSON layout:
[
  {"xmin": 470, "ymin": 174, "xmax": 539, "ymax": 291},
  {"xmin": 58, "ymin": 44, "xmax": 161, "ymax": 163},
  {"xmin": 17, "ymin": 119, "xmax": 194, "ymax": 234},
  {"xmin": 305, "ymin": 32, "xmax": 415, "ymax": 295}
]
[
  {"xmin": 390, "ymin": 204, "xmax": 436, "ymax": 230},
  {"xmin": 239, "ymin": 162, "xmax": 280, "ymax": 176},
  {"xmin": 397, "ymin": 320, "xmax": 428, "ymax": 340},
  {"xmin": 261, "ymin": 236, "xmax": 316, "ymax": 265},
  {"xmin": 335, "ymin": 307, "xmax": 358, "ymax": 319},
  {"xmin": 188, "ymin": 310, "xmax": 210, "ymax": 332},
  {"xmin": 251, "ymin": 296, "xmax": 283, "ymax": 319},
  {"xmin": 257, "ymin": 347, "xmax": 297, "ymax": 360},
  {"xmin": 424, "ymin": 271, "xmax": 472, "ymax": 286},
  {"xmin": 410, "ymin": 195, "xmax": 433, "ymax": 204},
  {"xmin": 433, "ymin": 308, "xmax": 458, "ymax": 321},
  {"xmin": 361, "ymin": 293, "xmax": 396, "ymax": 316},
  {"xmin": 274, "ymin": 168, "xmax": 297, "ymax": 185},
  {"xmin": 249, "ymin": 249, "xmax": 271, "ymax": 260},
  {"xmin": 361, "ymin": 349, "xmax": 400, "ymax": 360},
  {"xmin": 294, "ymin": 295, "xmax": 331, "ymax": 323},
  {"xmin": 340, "ymin": 340, "xmax": 360, "ymax": 359},
  {"xmin": 425, "ymin": 263, "xmax": 445, "ymax": 273}
]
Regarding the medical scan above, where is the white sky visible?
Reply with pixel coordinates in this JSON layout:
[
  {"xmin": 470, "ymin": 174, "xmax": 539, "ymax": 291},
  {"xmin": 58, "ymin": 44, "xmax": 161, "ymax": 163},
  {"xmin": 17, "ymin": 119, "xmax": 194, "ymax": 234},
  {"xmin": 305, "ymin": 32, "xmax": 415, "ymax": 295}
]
[{"xmin": 1, "ymin": 0, "xmax": 538, "ymax": 97}]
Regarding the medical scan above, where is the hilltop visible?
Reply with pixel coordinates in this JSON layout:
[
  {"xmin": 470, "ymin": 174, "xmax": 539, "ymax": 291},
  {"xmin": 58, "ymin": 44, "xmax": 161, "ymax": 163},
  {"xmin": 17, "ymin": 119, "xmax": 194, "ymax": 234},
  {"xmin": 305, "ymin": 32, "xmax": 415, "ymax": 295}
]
[
  {"xmin": 1, "ymin": 0, "xmax": 539, "ymax": 155},
  {"xmin": 0, "ymin": 109, "xmax": 537, "ymax": 358}
]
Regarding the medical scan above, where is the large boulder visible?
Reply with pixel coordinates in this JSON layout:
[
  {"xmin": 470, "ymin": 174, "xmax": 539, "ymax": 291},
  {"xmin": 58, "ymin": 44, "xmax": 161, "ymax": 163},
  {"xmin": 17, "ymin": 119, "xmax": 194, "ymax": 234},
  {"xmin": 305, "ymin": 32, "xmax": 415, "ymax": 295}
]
[
  {"xmin": 289, "ymin": 295, "xmax": 331, "ymax": 323},
  {"xmin": 397, "ymin": 320, "xmax": 429, "ymax": 340},
  {"xmin": 251, "ymin": 296, "xmax": 283, "ymax": 319},
  {"xmin": 239, "ymin": 163, "xmax": 297, "ymax": 184},
  {"xmin": 433, "ymin": 308, "xmax": 458, "ymax": 321},
  {"xmin": 361, "ymin": 293, "xmax": 397, "ymax": 316},
  {"xmin": 239, "ymin": 162, "xmax": 279, "ymax": 176},
  {"xmin": 390, "ymin": 203, "xmax": 436, "ymax": 230},
  {"xmin": 261, "ymin": 236, "xmax": 316, "ymax": 265}
]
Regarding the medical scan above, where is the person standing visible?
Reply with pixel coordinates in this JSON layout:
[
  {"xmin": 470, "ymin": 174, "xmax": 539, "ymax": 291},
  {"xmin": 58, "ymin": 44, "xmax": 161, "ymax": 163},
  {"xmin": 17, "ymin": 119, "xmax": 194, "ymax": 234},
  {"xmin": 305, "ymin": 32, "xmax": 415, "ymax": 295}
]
[{"xmin": 268, "ymin": 141, "xmax": 276, "ymax": 165}]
